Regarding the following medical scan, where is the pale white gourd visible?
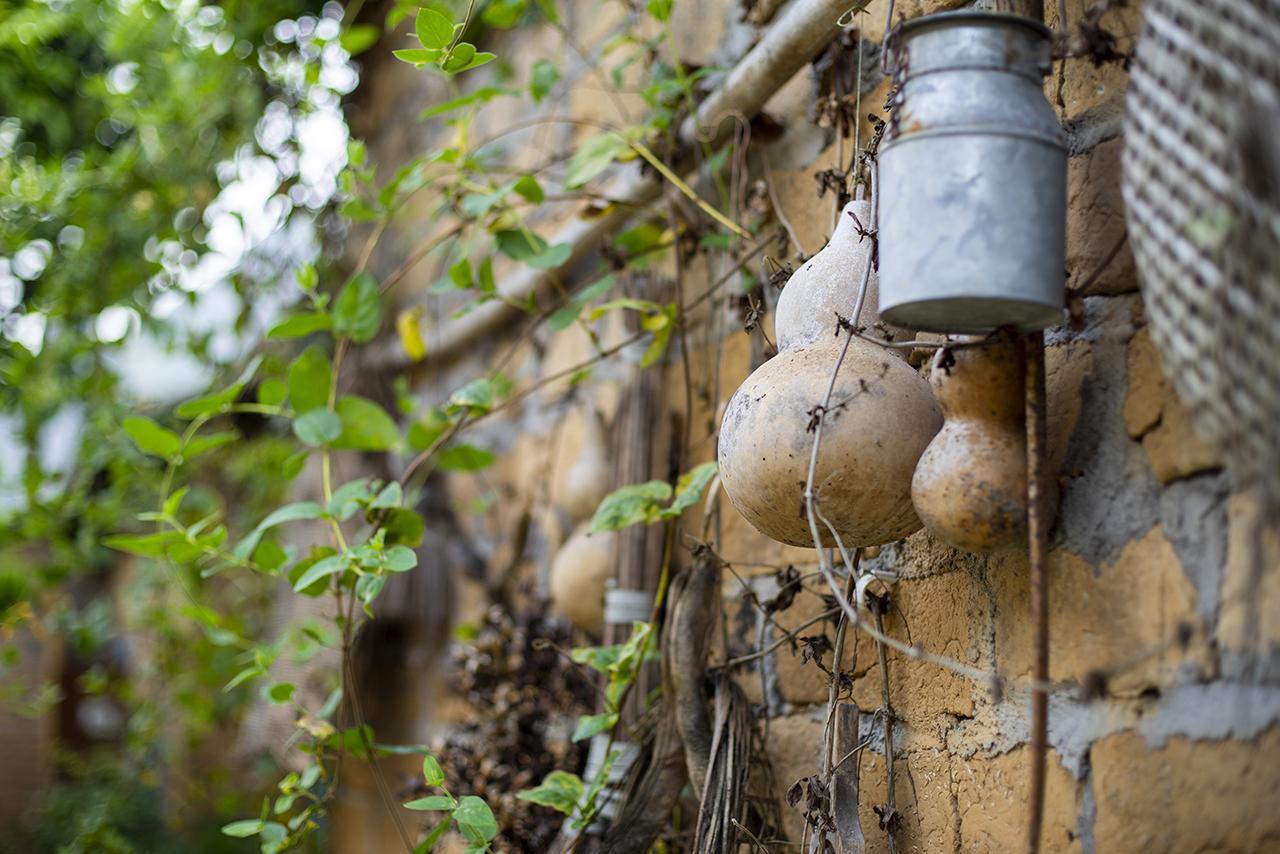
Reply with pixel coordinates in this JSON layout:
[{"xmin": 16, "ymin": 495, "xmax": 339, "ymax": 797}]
[
  {"xmin": 718, "ymin": 200, "xmax": 942, "ymax": 548},
  {"xmin": 559, "ymin": 404, "xmax": 611, "ymax": 521},
  {"xmin": 548, "ymin": 522, "xmax": 617, "ymax": 634}
]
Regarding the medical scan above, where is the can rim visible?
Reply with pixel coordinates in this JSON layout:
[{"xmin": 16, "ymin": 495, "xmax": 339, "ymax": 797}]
[{"xmin": 892, "ymin": 10, "xmax": 1053, "ymax": 44}]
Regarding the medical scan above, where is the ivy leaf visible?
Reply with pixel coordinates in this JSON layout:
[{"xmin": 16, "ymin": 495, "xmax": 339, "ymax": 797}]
[
  {"xmin": 287, "ymin": 346, "xmax": 332, "ymax": 414},
  {"xmin": 293, "ymin": 408, "xmax": 343, "ymax": 447},
  {"xmin": 269, "ymin": 312, "xmax": 332, "ymax": 339},
  {"xmin": 564, "ymin": 132, "xmax": 629, "ymax": 188},
  {"xmin": 415, "ymin": 7, "xmax": 454, "ymax": 49},
  {"xmin": 404, "ymin": 795, "xmax": 456, "ymax": 811},
  {"xmin": 452, "ymin": 796, "xmax": 498, "ymax": 842},
  {"xmin": 589, "ymin": 480, "xmax": 673, "ymax": 532},
  {"xmin": 333, "ymin": 272, "xmax": 381, "ymax": 343},
  {"xmin": 123, "ymin": 416, "xmax": 181, "ymax": 458},
  {"xmin": 517, "ymin": 770, "xmax": 584, "ymax": 815},
  {"xmin": 662, "ymin": 461, "xmax": 718, "ymax": 517},
  {"xmin": 571, "ymin": 712, "xmax": 618, "ymax": 742},
  {"xmin": 292, "ymin": 555, "xmax": 345, "ymax": 592},
  {"xmin": 437, "ymin": 444, "xmax": 495, "ymax": 471},
  {"xmin": 332, "ymin": 396, "xmax": 401, "ymax": 451}
]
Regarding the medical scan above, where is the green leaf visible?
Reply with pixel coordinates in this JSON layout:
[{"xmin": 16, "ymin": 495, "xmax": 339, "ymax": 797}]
[
  {"xmin": 293, "ymin": 408, "xmax": 342, "ymax": 447},
  {"xmin": 123, "ymin": 416, "xmax": 181, "ymax": 458},
  {"xmin": 589, "ymin": 480, "xmax": 673, "ymax": 532},
  {"xmin": 517, "ymin": 770, "xmax": 584, "ymax": 815},
  {"xmin": 663, "ymin": 461, "xmax": 718, "ymax": 517},
  {"xmin": 287, "ymin": 346, "xmax": 332, "ymax": 414},
  {"xmin": 221, "ymin": 820, "xmax": 264, "ymax": 838},
  {"xmin": 183, "ymin": 430, "xmax": 238, "ymax": 459},
  {"xmin": 328, "ymin": 478, "xmax": 376, "ymax": 520},
  {"xmin": 269, "ymin": 312, "xmax": 332, "ymax": 339},
  {"xmin": 371, "ymin": 481, "xmax": 402, "ymax": 509},
  {"xmin": 395, "ymin": 47, "xmax": 442, "ymax": 66},
  {"xmin": 440, "ymin": 42, "xmax": 477, "ymax": 73},
  {"xmin": 564, "ymin": 132, "xmax": 629, "ymax": 189},
  {"xmin": 494, "ymin": 229, "xmax": 545, "ymax": 263},
  {"xmin": 415, "ymin": 7, "xmax": 454, "ymax": 49},
  {"xmin": 234, "ymin": 501, "xmax": 325, "ymax": 561},
  {"xmin": 530, "ymin": 242, "xmax": 572, "ymax": 270},
  {"xmin": 452, "ymin": 796, "xmax": 498, "ymax": 842},
  {"xmin": 513, "ymin": 174, "xmax": 544, "ymax": 204},
  {"xmin": 332, "ymin": 396, "xmax": 401, "ymax": 451},
  {"xmin": 340, "ymin": 23, "xmax": 381, "ymax": 55},
  {"xmin": 384, "ymin": 508, "xmax": 426, "ymax": 547},
  {"xmin": 447, "ymin": 378, "xmax": 504, "ymax": 416},
  {"xmin": 383, "ymin": 545, "xmax": 418, "ymax": 572},
  {"xmin": 647, "ymin": 0, "xmax": 673, "ymax": 20},
  {"xmin": 408, "ymin": 408, "xmax": 451, "ymax": 451},
  {"xmin": 530, "ymin": 59, "xmax": 560, "ymax": 102},
  {"xmin": 333, "ymin": 272, "xmax": 381, "ymax": 343},
  {"xmin": 571, "ymin": 712, "xmax": 618, "ymax": 742},
  {"xmin": 415, "ymin": 823, "xmax": 450, "ymax": 852},
  {"xmin": 423, "ymin": 755, "xmax": 446, "ymax": 787},
  {"xmin": 437, "ymin": 444, "xmax": 495, "ymax": 471},
  {"xmin": 420, "ymin": 86, "xmax": 506, "ymax": 120},
  {"xmin": 292, "ymin": 555, "xmax": 345, "ymax": 592},
  {"xmin": 549, "ymin": 274, "xmax": 617, "ymax": 331},
  {"xmin": 449, "ymin": 257, "xmax": 473, "ymax": 289},
  {"xmin": 356, "ymin": 574, "xmax": 386, "ymax": 615},
  {"xmin": 104, "ymin": 530, "xmax": 183, "ymax": 558},
  {"xmin": 640, "ymin": 303, "xmax": 678, "ymax": 367},
  {"xmin": 404, "ymin": 795, "xmax": 456, "ymax": 812},
  {"xmin": 258, "ymin": 379, "xmax": 287, "ymax": 407},
  {"xmin": 267, "ymin": 682, "xmax": 296, "ymax": 704}
]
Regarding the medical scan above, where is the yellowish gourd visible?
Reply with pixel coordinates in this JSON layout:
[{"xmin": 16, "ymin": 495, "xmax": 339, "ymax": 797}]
[{"xmin": 911, "ymin": 335, "xmax": 1029, "ymax": 552}]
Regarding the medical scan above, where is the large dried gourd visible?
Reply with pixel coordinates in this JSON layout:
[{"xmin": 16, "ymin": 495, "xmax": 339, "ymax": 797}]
[{"xmin": 718, "ymin": 201, "xmax": 942, "ymax": 548}]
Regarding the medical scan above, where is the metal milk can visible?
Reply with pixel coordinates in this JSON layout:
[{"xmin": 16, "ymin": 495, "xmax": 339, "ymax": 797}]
[{"xmin": 877, "ymin": 11, "xmax": 1067, "ymax": 333}]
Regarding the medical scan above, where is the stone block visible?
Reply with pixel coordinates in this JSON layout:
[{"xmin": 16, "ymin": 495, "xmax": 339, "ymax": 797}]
[
  {"xmin": 1123, "ymin": 329, "xmax": 1221, "ymax": 484},
  {"xmin": 1066, "ymin": 137, "xmax": 1138, "ymax": 296},
  {"xmin": 995, "ymin": 528, "xmax": 1209, "ymax": 695},
  {"xmin": 953, "ymin": 746, "xmax": 1081, "ymax": 853},
  {"xmin": 1092, "ymin": 729, "xmax": 1280, "ymax": 852}
]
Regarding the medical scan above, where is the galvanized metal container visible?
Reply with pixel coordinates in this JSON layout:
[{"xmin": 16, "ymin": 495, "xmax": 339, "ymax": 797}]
[{"xmin": 877, "ymin": 11, "xmax": 1066, "ymax": 333}]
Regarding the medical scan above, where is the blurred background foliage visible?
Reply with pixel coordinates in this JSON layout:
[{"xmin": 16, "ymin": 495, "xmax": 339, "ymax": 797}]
[{"xmin": 0, "ymin": 0, "xmax": 362, "ymax": 848}]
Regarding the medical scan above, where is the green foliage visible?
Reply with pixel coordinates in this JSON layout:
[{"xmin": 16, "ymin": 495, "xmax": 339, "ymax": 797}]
[
  {"xmin": 402, "ymin": 757, "xmax": 499, "ymax": 852},
  {"xmin": 590, "ymin": 462, "xmax": 719, "ymax": 532}
]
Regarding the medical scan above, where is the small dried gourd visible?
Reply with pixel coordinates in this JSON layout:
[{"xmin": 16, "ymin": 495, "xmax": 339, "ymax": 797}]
[
  {"xmin": 718, "ymin": 200, "xmax": 942, "ymax": 548},
  {"xmin": 911, "ymin": 335, "xmax": 1029, "ymax": 551}
]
